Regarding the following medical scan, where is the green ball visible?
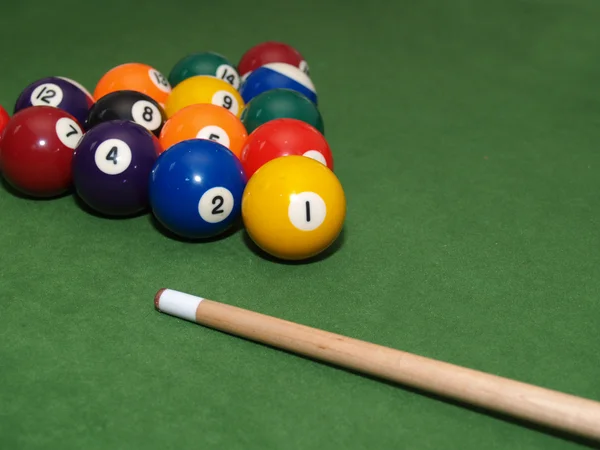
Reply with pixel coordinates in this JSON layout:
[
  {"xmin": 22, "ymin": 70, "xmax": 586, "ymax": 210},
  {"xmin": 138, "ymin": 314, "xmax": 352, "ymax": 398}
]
[
  {"xmin": 241, "ymin": 88, "xmax": 324, "ymax": 135},
  {"xmin": 168, "ymin": 51, "xmax": 240, "ymax": 89}
]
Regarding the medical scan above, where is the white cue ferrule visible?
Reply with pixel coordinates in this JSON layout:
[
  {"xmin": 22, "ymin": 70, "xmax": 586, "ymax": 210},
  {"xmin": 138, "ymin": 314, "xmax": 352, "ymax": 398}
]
[{"xmin": 156, "ymin": 289, "xmax": 203, "ymax": 322}]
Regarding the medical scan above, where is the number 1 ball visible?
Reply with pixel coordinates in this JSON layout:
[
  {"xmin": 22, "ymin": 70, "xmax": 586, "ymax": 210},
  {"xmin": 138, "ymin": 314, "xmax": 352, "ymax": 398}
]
[
  {"xmin": 14, "ymin": 76, "xmax": 92, "ymax": 126},
  {"xmin": 242, "ymin": 155, "xmax": 346, "ymax": 261},
  {"xmin": 86, "ymin": 90, "xmax": 167, "ymax": 136},
  {"xmin": 0, "ymin": 106, "xmax": 83, "ymax": 198},
  {"xmin": 149, "ymin": 139, "xmax": 247, "ymax": 240},
  {"xmin": 72, "ymin": 120, "xmax": 162, "ymax": 216}
]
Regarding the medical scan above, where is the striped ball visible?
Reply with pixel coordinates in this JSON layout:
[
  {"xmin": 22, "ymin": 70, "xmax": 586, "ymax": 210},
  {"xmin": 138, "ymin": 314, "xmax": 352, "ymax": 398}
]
[{"xmin": 239, "ymin": 62, "xmax": 317, "ymax": 105}]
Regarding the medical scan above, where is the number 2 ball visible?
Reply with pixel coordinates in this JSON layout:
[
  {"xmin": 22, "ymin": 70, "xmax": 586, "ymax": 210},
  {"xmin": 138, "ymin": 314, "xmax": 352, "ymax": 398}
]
[
  {"xmin": 86, "ymin": 90, "xmax": 167, "ymax": 136},
  {"xmin": 14, "ymin": 76, "xmax": 92, "ymax": 126},
  {"xmin": 0, "ymin": 106, "xmax": 83, "ymax": 197},
  {"xmin": 72, "ymin": 120, "xmax": 162, "ymax": 216},
  {"xmin": 149, "ymin": 139, "xmax": 247, "ymax": 240},
  {"xmin": 242, "ymin": 155, "xmax": 345, "ymax": 261}
]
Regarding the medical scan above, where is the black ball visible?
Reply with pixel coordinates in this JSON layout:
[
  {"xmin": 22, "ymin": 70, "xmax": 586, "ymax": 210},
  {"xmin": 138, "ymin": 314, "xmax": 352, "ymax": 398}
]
[{"xmin": 85, "ymin": 90, "xmax": 167, "ymax": 136}]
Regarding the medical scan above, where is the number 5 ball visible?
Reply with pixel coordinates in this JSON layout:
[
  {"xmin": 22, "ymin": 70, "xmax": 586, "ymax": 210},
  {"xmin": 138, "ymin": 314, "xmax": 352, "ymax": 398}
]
[
  {"xmin": 242, "ymin": 155, "xmax": 346, "ymax": 261},
  {"xmin": 149, "ymin": 139, "xmax": 247, "ymax": 240}
]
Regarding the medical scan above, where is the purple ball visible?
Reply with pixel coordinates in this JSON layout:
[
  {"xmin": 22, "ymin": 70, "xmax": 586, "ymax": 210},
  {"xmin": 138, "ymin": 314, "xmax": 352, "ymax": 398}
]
[
  {"xmin": 14, "ymin": 76, "xmax": 93, "ymax": 126},
  {"xmin": 72, "ymin": 120, "xmax": 162, "ymax": 216}
]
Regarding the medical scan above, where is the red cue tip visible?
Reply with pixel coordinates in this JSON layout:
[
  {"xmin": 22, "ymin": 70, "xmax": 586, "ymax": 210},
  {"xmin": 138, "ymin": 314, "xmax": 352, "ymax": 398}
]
[{"xmin": 154, "ymin": 288, "xmax": 166, "ymax": 310}]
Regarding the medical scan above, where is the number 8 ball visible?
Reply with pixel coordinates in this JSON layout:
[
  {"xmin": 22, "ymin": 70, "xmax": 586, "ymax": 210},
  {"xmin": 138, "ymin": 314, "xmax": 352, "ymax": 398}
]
[{"xmin": 86, "ymin": 90, "xmax": 167, "ymax": 136}]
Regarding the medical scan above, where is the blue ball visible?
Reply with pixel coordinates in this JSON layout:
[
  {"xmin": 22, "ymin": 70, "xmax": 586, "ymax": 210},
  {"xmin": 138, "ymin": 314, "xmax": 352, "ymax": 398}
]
[
  {"xmin": 149, "ymin": 139, "xmax": 247, "ymax": 239},
  {"xmin": 239, "ymin": 62, "xmax": 317, "ymax": 105}
]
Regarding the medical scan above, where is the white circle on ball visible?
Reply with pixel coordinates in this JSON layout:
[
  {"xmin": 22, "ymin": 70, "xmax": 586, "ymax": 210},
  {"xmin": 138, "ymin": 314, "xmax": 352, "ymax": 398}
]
[
  {"xmin": 288, "ymin": 191, "xmax": 327, "ymax": 231},
  {"xmin": 55, "ymin": 117, "xmax": 83, "ymax": 149},
  {"xmin": 30, "ymin": 83, "xmax": 63, "ymax": 107},
  {"xmin": 131, "ymin": 100, "xmax": 162, "ymax": 131},
  {"xmin": 216, "ymin": 64, "xmax": 240, "ymax": 89},
  {"xmin": 94, "ymin": 139, "xmax": 132, "ymax": 175},
  {"xmin": 264, "ymin": 62, "xmax": 316, "ymax": 93},
  {"xmin": 299, "ymin": 60, "xmax": 310, "ymax": 75},
  {"xmin": 198, "ymin": 187, "xmax": 235, "ymax": 223},
  {"xmin": 212, "ymin": 90, "xmax": 239, "ymax": 115},
  {"xmin": 148, "ymin": 68, "xmax": 171, "ymax": 93},
  {"xmin": 303, "ymin": 150, "xmax": 327, "ymax": 166},
  {"xmin": 196, "ymin": 125, "xmax": 231, "ymax": 148}
]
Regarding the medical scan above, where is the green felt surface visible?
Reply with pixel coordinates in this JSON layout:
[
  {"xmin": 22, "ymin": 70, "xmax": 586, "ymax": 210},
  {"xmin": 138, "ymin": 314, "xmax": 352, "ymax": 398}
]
[{"xmin": 1, "ymin": 0, "xmax": 600, "ymax": 448}]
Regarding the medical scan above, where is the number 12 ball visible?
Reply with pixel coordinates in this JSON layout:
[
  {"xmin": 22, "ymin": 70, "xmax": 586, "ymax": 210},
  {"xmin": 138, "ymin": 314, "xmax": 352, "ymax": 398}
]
[{"xmin": 149, "ymin": 139, "xmax": 247, "ymax": 240}]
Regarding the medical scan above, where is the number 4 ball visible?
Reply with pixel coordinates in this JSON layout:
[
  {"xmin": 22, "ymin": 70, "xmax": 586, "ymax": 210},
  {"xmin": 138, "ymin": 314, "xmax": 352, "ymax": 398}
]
[{"xmin": 242, "ymin": 155, "xmax": 346, "ymax": 261}]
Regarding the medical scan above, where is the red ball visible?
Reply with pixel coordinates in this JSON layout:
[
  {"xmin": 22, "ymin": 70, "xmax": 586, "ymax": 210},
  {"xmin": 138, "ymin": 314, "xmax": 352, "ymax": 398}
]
[
  {"xmin": 238, "ymin": 41, "xmax": 308, "ymax": 81},
  {"xmin": 240, "ymin": 118, "xmax": 333, "ymax": 178},
  {"xmin": 0, "ymin": 106, "xmax": 84, "ymax": 197},
  {"xmin": 0, "ymin": 105, "xmax": 9, "ymax": 141}
]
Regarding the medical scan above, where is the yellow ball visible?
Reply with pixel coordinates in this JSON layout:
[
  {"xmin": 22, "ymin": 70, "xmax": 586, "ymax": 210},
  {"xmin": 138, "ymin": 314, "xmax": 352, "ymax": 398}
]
[
  {"xmin": 165, "ymin": 75, "xmax": 244, "ymax": 118},
  {"xmin": 242, "ymin": 155, "xmax": 346, "ymax": 261}
]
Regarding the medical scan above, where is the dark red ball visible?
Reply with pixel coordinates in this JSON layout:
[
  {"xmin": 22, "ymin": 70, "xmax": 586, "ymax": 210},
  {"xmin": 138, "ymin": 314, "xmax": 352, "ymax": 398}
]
[
  {"xmin": 0, "ymin": 105, "xmax": 9, "ymax": 143},
  {"xmin": 0, "ymin": 106, "xmax": 83, "ymax": 197},
  {"xmin": 237, "ymin": 41, "xmax": 308, "ymax": 82}
]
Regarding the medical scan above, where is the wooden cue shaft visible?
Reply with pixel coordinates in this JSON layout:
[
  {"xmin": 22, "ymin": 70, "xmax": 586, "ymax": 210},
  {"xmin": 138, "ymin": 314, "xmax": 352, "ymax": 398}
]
[{"xmin": 154, "ymin": 288, "xmax": 600, "ymax": 440}]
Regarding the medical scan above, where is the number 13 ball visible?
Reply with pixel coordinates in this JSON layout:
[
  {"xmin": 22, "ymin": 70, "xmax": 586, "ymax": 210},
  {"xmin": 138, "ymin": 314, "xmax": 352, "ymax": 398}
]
[
  {"xmin": 149, "ymin": 139, "xmax": 247, "ymax": 240},
  {"xmin": 242, "ymin": 155, "xmax": 346, "ymax": 261}
]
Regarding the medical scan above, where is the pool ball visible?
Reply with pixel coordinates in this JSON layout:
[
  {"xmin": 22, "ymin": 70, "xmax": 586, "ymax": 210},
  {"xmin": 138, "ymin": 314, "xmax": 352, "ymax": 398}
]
[
  {"xmin": 242, "ymin": 155, "xmax": 345, "ymax": 261},
  {"xmin": 14, "ymin": 76, "xmax": 92, "ymax": 126},
  {"xmin": 58, "ymin": 77, "xmax": 95, "ymax": 106},
  {"xmin": 0, "ymin": 105, "xmax": 9, "ymax": 141},
  {"xmin": 94, "ymin": 63, "xmax": 171, "ymax": 107},
  {"xmin": 165, "ymin": 75, "xmax": 244, "ymax": 119},
  {"xmin": 241, "ymin": 88, "xmax": 324, "ymax": 135},
  {"xmin": 72, "ymin": 120, "xmax": 162, "ymax": 216},
  {"xmin": 159, "ymin": 103, "xmax": 247, "ymax": 157},
  {"xmin": 149, "ymin": 139, "xmax": 247, "ymax": 240},
  {"xmin": 240, "ymin": 118, "xmax": 332, "ymax": 178},
  {"xmin": 169, "ymin": 51, "xmax": 240, "ymax": 89},
  {"xmin": 240, "ymin": 63, "xmax": 317, "ymax": 105},
  {"xmin": 86, "ymin": 90, "xmax": 167, "ymax": 136},
  {"xmin": 238, "ymin": 41, "xmax": 308, "ymax": 82},
  {"xmin": 0, "ymin": 106, "xmax": 83, "ymax": 198}
]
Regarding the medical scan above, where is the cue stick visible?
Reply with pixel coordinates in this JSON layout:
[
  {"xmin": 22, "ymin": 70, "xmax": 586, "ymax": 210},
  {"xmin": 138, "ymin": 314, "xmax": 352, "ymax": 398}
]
[{"xmin": 154, "ymin": 288, "xmax": 600, "ymax": 441}]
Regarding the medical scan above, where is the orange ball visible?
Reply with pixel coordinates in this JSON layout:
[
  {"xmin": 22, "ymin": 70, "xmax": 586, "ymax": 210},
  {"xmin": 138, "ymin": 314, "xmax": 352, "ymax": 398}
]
[
  {"xmin": 94, "ymin": 63, "xmax": 171, "ymax": 107},
  {"xmin": 159, "ymin": 104, "xmax": 248, "ymax": 158}
]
